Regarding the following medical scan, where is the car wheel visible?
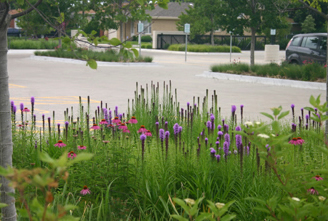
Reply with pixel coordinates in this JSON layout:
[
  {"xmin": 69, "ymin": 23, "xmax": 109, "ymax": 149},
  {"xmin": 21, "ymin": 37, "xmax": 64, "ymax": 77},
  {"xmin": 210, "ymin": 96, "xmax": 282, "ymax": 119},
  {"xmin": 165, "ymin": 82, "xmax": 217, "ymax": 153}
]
[{"xmin": 290, "ymin": 60, "xmax": 299, "ymax": 65}]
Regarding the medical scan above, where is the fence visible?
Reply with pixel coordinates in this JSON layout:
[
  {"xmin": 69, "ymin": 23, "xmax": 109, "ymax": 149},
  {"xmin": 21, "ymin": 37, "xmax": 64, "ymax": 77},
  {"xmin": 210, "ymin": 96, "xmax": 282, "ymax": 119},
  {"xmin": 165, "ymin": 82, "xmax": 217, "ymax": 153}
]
[{"xmin": 156, "ymin": 34, "xmax": 268, "ymax": 50}]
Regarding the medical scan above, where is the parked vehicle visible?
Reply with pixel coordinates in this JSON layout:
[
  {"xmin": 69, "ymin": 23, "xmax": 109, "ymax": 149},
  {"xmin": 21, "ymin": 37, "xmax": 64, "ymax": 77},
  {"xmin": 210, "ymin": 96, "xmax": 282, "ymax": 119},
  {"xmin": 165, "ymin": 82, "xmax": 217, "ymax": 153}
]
[{"xmin": 285, "ymin": 33, "xmax": 327, "ymax": 65}]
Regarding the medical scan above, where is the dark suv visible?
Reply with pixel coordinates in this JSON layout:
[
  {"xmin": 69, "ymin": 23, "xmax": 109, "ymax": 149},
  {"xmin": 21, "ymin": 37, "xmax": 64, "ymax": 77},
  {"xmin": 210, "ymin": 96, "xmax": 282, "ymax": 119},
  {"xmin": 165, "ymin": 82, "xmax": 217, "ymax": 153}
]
[{"xmin": 286, "ymin": 33, "xmax": 327, "ymax": 65}]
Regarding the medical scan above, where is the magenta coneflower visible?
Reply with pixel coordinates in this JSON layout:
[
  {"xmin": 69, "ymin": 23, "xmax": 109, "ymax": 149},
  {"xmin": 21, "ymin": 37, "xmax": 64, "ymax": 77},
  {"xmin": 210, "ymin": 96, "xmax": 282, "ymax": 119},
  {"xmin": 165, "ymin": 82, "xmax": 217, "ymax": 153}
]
[
  {"xmin": 313, "ymin": 175, "xmax": 323, "ymax": 181},
  {"xmin": 68, "ymin": 151, "xmax": 77, "ymax": 159},
  {"xmin": 308, "ymin": 187, "xmax": 318, "ymax": 195},
  {"xmin": 80, "ymin": 185, "xmax": 91, "ymax": 195},
  {"xmin": 99, "ymin": 119, "xmax": 108, "ymax": 125},
  {"xmin": 22, "ymin": 107, "xmax": 30, "ymax": 112},
  {"xmin": 107, "ymin": 124, "xmax": 114, "ymax": 128},
  {"xmin": 128, "ymin": 116, "xmax": 138, "ymax": 124},
  {"xmin": 145, "ymin": 130, "xmax": 152, "ymax": 136},
  {"xmin": 138, "ymin": 125, "xmax": 147, "ymax": 133},
  {"xmin": 54, "ymin": 140, "xmax": 66, "ymax": 148},
  {"xmin": 17, "ymin": 124, "xmax": 24, "ymax": 128},
  {"xmin": 289, "ymin": 137, "xmax": 304, "ymax": 145},
  {"xmin": 78, "ymin": 145, "xmax": 86, "ymax": 150},
  {"xmin": 90, "ymin": 124, "xmax": 100, "ymax": 130},
  {"xmin": 112, "ymin": 116, "xmax": 121, "ymax": 124},
  {"xmin": 123, "ymin": 129, "xmax": 130, "ymax": 133},
  {"xmin": 118, "ymin": 123, "xmax": 128, "ymax": 130}
]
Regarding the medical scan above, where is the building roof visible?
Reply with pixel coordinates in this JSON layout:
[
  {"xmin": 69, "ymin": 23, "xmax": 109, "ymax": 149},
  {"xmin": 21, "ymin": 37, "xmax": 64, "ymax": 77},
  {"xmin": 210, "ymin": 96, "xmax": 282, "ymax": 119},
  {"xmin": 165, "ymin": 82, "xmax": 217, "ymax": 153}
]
[{"xmin": 148, "ymin": 2, "xmax": 192, "ymax": 18}]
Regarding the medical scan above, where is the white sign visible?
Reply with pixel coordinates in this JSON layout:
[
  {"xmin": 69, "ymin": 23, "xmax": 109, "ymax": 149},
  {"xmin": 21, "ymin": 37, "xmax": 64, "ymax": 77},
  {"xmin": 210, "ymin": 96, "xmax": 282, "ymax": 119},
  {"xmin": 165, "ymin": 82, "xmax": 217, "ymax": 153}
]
[
  {"xmin": 270, "ymin": 29, "xmax": 276, "ymax": 35},
  {"xmin": 138, "ymin": 22, "xmax": 144, "ymax": 32},
  {"xmin": 184, "ymin": 23, "xmax": 190, "ymax": 34}
]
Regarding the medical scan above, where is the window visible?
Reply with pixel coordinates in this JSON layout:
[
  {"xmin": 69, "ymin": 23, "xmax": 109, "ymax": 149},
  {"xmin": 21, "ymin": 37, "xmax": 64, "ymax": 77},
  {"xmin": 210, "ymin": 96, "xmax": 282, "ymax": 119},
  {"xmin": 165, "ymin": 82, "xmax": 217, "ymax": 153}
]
[
  {"xmin": 131, "ymin": 22, "xmax": 134, "ymax": 35},
  {"xmin": 301, "ymin": 37, "xmax": 319, "ymax": 49},
  {"xmin": 320, "ymin": 37, "xmax": 327, "ymax": 50},
  {"xmin": 291, "ymin": 37, "xmax": 301, "ymax": 46},
  {"xmin": 141, "ymin": 20, "xmax": 151, "ymax": 34}
]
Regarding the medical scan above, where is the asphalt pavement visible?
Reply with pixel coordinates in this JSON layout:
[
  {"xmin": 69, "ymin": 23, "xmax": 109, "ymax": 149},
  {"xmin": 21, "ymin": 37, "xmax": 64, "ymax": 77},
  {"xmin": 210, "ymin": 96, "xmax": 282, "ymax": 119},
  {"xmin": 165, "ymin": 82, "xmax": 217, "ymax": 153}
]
[{"xmin": 7, "ymin": 49, "xmax": 323, "ymax": 125}]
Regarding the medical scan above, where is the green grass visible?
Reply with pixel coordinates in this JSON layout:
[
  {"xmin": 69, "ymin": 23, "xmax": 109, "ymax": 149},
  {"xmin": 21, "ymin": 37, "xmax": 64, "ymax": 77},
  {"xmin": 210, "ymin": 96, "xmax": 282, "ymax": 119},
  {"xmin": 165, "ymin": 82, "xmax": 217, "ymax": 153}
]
[
  {"xmin": 168, "ymin": 44, "xmax": 241, "ymax": 53},
  {"xmin": 8, "ymin": 38, "xmax": 68, "ymax": 49},
  {"xmin": 34, "ymin": 48, "xmax": 153, "ymax": 62},
  {"xmin": 211, "ymin": 62, "xmax": 326, "ymax": 82}
]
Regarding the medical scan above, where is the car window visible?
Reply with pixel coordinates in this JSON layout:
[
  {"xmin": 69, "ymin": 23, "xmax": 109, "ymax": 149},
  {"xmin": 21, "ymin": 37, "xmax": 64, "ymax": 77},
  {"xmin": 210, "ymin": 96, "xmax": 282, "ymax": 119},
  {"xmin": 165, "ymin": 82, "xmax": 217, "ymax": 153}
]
[
  {"xmin": 291, "ymin": 37, "xmax": 302, "ymax": 46},
  {"xmin": 301, "ymin": 37, "xmax": 319, "ymax": 49},
  {"xmin": 320, "ymin": 37, "xmax": 327, "ymax": 50}
]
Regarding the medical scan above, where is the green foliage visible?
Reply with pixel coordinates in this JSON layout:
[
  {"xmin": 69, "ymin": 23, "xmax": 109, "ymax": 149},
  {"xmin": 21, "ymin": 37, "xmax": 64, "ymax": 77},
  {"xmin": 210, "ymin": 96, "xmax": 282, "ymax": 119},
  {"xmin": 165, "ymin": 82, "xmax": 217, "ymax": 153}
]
[
  {"xmin": 8, "ymin": 39, "xmax": 67, "ymax": 49},
  {"xmin": 141, "ymin": 43, "xmax": 152, "ymax": 48},
  {"xmin": 136, "ymin": 35, "xmax": 153, "ymax": 42},
  {"xmin": 168, "ymin": 44, "xmax": 241, "ymax": 52},
  {"xmin": 302, "ymin": 15, "xmax": 316, "ymax": 33},
  {"xmin": 211, "ymin": 62, "xmax": 326, "ymax": 82}
]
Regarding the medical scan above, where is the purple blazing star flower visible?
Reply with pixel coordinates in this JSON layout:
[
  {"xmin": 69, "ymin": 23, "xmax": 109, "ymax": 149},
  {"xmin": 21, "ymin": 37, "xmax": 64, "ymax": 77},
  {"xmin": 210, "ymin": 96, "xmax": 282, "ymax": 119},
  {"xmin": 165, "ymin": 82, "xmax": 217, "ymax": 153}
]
[
  {"xmin": 115, "ymin": 106, "xmax": 118, "ymax": 116},
  {"xmin": 218, "ymin": 131, "xmax": 223, "ymax": 137},
  {"xmin": 266, "ymin": 144, "xmax": 271, "ymax": 152},
  {"xmin": 224, "ymin": 124, "xmax": 229, "ymax": 132},
  {"xmin": 236, "ymin": 134, "xmax": 242, "ymax": 149},
  {"xmin": 240, "ymin": 105, "xmax": 244, "ymax": 108},
  {"xmin": 215, "ymin": 154, "xmax": 221, "ymax": 162},
  {"xmin": 20, "ymin": 103, "xmax": 24, "ymax": 111},
  {"xmin": 34, "ymin": 140, "xmax": 37, "ymax": 149},
  {"xmin": 140, "ymin": 134, "xmax": 147, "ymax": 141},
  {"xmin": 223, "ymin": 141, "xmax": 229, "ymax": 156},
  {"xmin": 165, "ymin": 131, "xmax": 170, "ymax": 138},
  {"xmin": 306, "ymin": 114, "xmax": 309, "ymax": 120},
  {"xmin": 206, "ymin": 121, "xmax": 212, "ymax": 129},
  {"xmin": 291, "ymin": 104, "xmax": 295, "ymax": 109},
  {"xmin": 224, "ymin": 133, "xmax": 230, "ymax": 146},
  {"xmin": 231, "ymin": 105, "xmax": 236, "ymax": 113},
  {"xmin": 159, "ymin": 129, "xmax": 165, "ymax": 141},
  {"xmin": 178, "ymin": 126, "xmax": 183, "ymax": 133},
  {"xmin": 13, "ymin": 105, "xmax": 17, "ymax": 113},
  {"xmin": 11, "ymin": 100, "xmax": 14, "ymax": 107},
  {"xmin": 65, "ymin": 121, "xmax": 69, "ymax": 127},
  {"xmin": 235, "ymin": 126, "xmax": 241, "ymax": 131},
  {"xmin": 119, "ymin": 114, "xmax": 123, "ymax": 121},
  {"xmin": 173, "ymin": 123, "xmax": 179, "ymax": 135},
  {"xmin": 317, "ymin": 113, "xmax": 321, "ymax": 119},
  {"xmin": 217, "ymin": 125, "xmax": 222, "ymax": 131},
  {"xmin": 210, "ymin": 114, "xmax": 215, "ymax": 121},
  {"xmin": 31, "ymin": 97, "xmax": 35, "ymax": 106},
  {"xmin": 245, "ymin": 146, "xmax": 250, "ymax": 155},
  {"xmin": 210, "ymin": 148, "xmax": 216, "ymax": 154},
  {"xmin": 155, "ymin": 122, "xmax": 159, "ymax": 125}
]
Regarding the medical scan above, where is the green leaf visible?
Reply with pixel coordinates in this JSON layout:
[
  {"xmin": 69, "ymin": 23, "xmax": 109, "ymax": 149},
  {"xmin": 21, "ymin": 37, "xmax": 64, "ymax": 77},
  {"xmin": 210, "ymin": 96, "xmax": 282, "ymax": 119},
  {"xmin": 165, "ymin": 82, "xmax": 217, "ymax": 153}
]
[
  {"xmin": 271, "ymin": 106, "xmax": 282, "ymax": 116},
  {"xmin": 253, "ymin": 206, "xmax": 270, "ymax": 214},
  {"xmin": 195, "ymin": 213, "xmax": 213, "ymax": 221},
  {"xmin": 271, "ymin": 121, "xmax": 280, "ymax": 133},
  {"xmin": 17, "ymin": 208, "xmax": 29, "ymax": 217},
  {"xmin": 67, "ymin": 153, "xmax": 94, "ymax": 166},
  {"xmin": 64, "ymin": 204, "xmax": 78, "ymax": 211},
  {"xmin": 278, "ymin": 111, "xmax": 290, "ymax": 120},
  {"xmin": 39, "ymin": 152, "xmax": 55, "ymax": 164},
  {"xmin": 62, "ymin": 37, "xmax": 71, "ymax": 45},
  {"xmin": 109, "ymin": 38, "xmax": 122, "ymax": 46},
  {"xmin": 173, "ymin": 198, "xmax": 190, "ymax": 215},
  {"xmin": 260, "ymin": 112, "xmax": 274, "ymax": 120},
  {"xmin": 33, "ymin": 174, "xmax": 47, "ymax": 187},
  {"xmin": 304, "ymin": 107, "xmax": 314, "ymax": 112},
  {"xmin": 124, "ymin": 41, "xmax": 132, "ymax": 48},
  {"xmin": 245, "ymin": 197, "xmax": 266, "ymax": 205},
  {"xmin": 171, "ymin": 215, "xmax": 188, "ymax": 221},
  {"xmin": 86, "ymin": 59, "xmax": 97, "ymax": 70},
  {"xmin": 221, "ymin": 214, "xmax": 236, "ymax": 221},
  {"xmin": 131, "ymin": 48, "xmax": 139, "ymax": 58},
  {"xmin": 0, "ymin": 203, "xmax": 8, "ymax": 208},
  {"xmin": 158, "ymin": 2, "xmax": 168, "ymax": 9},
  {"xmin": 309, "ymin": 95, "xmax": 317, "ymax": 107},
  {"xmin": 17, "ymin": 0, "xmax": 24, "ymax": 5}
]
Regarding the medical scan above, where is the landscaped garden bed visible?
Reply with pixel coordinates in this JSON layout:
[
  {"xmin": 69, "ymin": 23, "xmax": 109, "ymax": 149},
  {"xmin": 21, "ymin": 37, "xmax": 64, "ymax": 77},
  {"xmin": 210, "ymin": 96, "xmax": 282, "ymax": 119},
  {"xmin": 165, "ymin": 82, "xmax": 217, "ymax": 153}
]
[
  {"xmin": 8, "ymin": 38, "xmax": 67, "ymax": 49},
  {"xmin": 168, "ymin": 44, "xmax": 241, "ymax": 52},
  {"xmin": 34, "ymin": 48, "xmax": 153, "ymax": 62},
  {"xmin": 211, "ymin": 62, "xmax": 326, "ymax": 82},
  {"xmin": 6, "ymin": 81, "xmax": 328, "ymax": 220}
]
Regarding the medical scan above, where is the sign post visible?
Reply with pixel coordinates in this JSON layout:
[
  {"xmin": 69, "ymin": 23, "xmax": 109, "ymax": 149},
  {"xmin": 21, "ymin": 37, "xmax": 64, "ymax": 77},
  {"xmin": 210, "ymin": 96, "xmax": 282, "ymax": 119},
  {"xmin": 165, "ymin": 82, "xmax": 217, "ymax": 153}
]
[
  {"xmin": 270, "ymin": 29, "xmax": 276, "ymax": 45},
  {"xmin": 184, "ymin": 23, "xmax": 190, "ymax": 62},
  {"xmin": 138, "ymin": 21, "xmax": 144, "ymax": 56},
  {"xmin": 229, "ymin": 31, "xmax": 232, "ymax": 62}
]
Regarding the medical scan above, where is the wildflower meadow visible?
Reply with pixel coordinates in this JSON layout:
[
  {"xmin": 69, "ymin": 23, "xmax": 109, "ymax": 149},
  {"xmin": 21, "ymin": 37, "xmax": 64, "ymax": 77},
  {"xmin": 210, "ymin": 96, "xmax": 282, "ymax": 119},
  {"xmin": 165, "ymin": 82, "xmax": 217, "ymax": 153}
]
[{"xmin": 4, "ymin": 81, "xmax": 328, "ymax": 220}]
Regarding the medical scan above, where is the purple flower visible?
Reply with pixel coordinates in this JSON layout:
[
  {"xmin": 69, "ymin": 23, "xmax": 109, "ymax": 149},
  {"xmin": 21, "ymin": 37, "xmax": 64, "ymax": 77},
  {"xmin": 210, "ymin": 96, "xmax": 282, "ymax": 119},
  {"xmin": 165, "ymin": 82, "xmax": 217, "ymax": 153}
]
[
  {"xmin": 235, "ymin": 126, "xmax": 241, "ymax": 131},
  {"xmin": 65, "ymin": 121, "xmax": 69, "ymax": 127},
  {"xmin": 165, "ymin": 131, "xmax": 170, "ymax": 138},
  {"xmin": 11, "ymin": 100, "xmax": 14, "ymax": 108},
  {"xmin": 206, "ymin": 121, "xmax": 212, "ymax": 129},
  {"xmin": 210, "ymin": 114, "xmax": 215, "ymax": 121},
  {"xmin": 34, "ymin": 140, "xmax": 37, "ymax": 149},
  {"xmin": 218, "ymin": 131, "xmax": 223, "ymax": 136},
  {"xmin": 217, "ymin": 125, "xmax": 222, "ymax": 131},
  {"xmin": 224, "ymin": 133, "xmax": 230, "ymax": 146},
  {"xmin": 266, "ymin": 144, "xmax": 271, "ymax": 152},
  {"xmin": 210, "ymin": 148, "xmax": 216, "ymax": 154},
  {"xmin": 155, "ymin": 122, "xmax": 159, "ymax": 125},
  {"xmin": 245, "ymin": 146, "xmax": 250, "ymax": 155},
  {"xmin": 240, "ymin": 105, "xmax": 244, "ymax": 108},
  {"xmin": 140, "ymin": 134, "xmax": 146, "ymax": 141},
  {"xmin": 236, "ymin": 134, "xmax": 242, "ymax": 149},
  {"xmin": 115, "ymin": 106, "xmax": 118, "ymax": 116},
  {"xmin": 224, "ymin": 124, "xmax": 229, "ymax": 132},
  {"xmin": 178, "ymin": 126, "xmax": 183, "ymax": 133},
  {"xmin": 20, "ymin": 103, "xmax": 24, "ymax": 111},
  {"xmin": 159, "ymin": 129, "xmax": 165, "ymax": 140},
  {"xmin": 231, "ymin": 105, "xmax": 236, "ymax": 113},
  {"xmin": 215, "ymin": 141, "xmax": 219, "ymax": 145},
  {"xmin": 223, "ymin": 141, "xmax": 229, "ymax": 156},
  {"xmin": 306, "ymin": 114, "xmax": 309, "ymax": 120},
  {"xmin": 215, "ymin": 154, "xmax": 221, "ymax": 162},
  {"xmin": 317, "ymin": 113, "xmax": 321, "ymax": 119},
  {"xmin": 291, "ymin": 104, "xmax": 295, "ymax": 109},
  {"xmin": 205, "ymin": 137, "xmax": 208, "ymax": 142},
  {"xmin": 119, "ymin": 114, "xmax": 123, "ymax": 121},
  {"xmin": 13, "ymin": 105, "xmax": 17, "ymax": 113},
  {"xmin": 173, "ymin": 123, "xmax": 179, "ymax": 135},
  {"xmin": 31, "ymin": 97, "xmax": 35, "ymax": 105}
]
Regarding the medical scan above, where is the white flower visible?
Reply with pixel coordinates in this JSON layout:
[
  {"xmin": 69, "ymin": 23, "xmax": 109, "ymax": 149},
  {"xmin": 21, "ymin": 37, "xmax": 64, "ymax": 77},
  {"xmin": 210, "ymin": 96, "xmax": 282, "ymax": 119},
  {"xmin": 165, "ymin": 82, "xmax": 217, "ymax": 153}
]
[
  {"xmin": 184, "ymin": 198, "xmax": 195, "ymax": 205},
  {"xmin": 257, "ymin": 134, "xmax": 270, "ymax": 139},
  {"xmin": 292, "ymin": 197, "xmax": 300, "ymax": 202},
  {"xmin": 255, "ymin": 121, "xmax": 261, "ymax": 125},
  {"xmin": 215, "ymin": 202, "xmax": 225, "ymax": 209},
  {"xmin": 244, "ymin": 121, "xmax": 253, "ymax": 126},
  {"xmin": 271, "ymin": 134, "xmax": 276, "ymax": 137},
  {"xmin": 319, "ymin": 196, "xmax": 326, "ymax": 201}
]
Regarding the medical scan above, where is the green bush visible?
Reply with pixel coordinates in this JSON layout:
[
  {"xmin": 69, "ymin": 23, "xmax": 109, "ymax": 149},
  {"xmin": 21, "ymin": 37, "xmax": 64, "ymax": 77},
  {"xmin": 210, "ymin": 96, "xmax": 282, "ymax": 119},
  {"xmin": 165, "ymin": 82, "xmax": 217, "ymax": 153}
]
[
  {"xmin": 136, "ymin": 35, "xmax": 152, "ymax": 42},
  {"xmin": 168, "ymin": 44, "xmax": 241, "ymax": 53},
  {"xmin": 8, "ymin": 39, "xmax": 68, "ymax": 49},
  {"xmin": 141, "ymin": 43, "xmax": 152, "ymax": 49},
  {"xmin": 211, "ymin": 62, "xmax": 326, "ymax": 82}
]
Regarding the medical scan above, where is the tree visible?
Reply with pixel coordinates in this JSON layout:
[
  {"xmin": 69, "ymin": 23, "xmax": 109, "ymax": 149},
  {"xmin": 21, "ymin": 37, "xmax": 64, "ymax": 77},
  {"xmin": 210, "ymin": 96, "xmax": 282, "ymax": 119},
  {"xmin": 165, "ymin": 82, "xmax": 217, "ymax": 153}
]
[
  {"xmin": 302, "ymin": 14, "xmax": 316, "ymax": 32},
  {"xmin": 294, "ymin": 0, "xmax": 328, "ymax": 139},
  {"xmin": 1, "ymin": 2, "xmax": 43, "ymax": 221},
  {"xmin": 177, "ymin": 0, "xmax": 223, "ymax": 46},
  {"xmin": 220, "ymin": 0, "xmax": 287, "ymax": 65}
]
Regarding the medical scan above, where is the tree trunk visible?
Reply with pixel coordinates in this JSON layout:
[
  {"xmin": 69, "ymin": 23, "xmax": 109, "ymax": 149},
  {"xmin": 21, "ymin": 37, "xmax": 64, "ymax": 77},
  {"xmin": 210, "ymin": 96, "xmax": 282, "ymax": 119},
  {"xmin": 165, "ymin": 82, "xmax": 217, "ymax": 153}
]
[
  {"xmin": 210, "ymin": 29, "xmax": 214, "ymax": 46},
  {"xmin": 0, "ymin": 12, "xmax": 17, "ymax": 221},
  {"xmin": 250, "ymin": 27, "xmax": 256, "ymax": 66},
  {"xmin": 58, "ymin": 28, "xmax": 62, "ymax": 48},
  {"xmin": 325, "ymin": 22, "xmax": 328, "ymax": 140}
]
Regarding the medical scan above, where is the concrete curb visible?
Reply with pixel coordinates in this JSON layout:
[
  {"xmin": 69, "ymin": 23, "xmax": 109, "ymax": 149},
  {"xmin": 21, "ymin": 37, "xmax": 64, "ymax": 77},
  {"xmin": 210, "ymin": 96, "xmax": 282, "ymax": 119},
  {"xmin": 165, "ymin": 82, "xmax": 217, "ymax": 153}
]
[
  {"xmin": 197, "ymin": 71, "xmax": 326, "ymax": 90},
  {"xmin": 29, "ymin": 55, "xmax": 160, "ymax": 67}
]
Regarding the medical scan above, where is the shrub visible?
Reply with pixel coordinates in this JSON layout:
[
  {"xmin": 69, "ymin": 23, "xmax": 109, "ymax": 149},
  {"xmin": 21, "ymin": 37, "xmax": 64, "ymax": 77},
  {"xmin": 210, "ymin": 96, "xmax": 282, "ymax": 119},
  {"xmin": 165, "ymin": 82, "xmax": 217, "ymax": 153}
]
[
  {"xmin": 137, "ymin": 35, "xmax": 152, "ymax": 42},
  {"xmin": 141, "ymin": 43, "xmax": 152, "ymax": 49},
  {"xmin": 302, "ymin": 62, "xmax": 326, "ymax": 81},
  {"xmin": 168, "ymin": 44, "xmax": 241, "ymax": 53},
  {"xmin": 8, "ymin": 39, "xmax": 68, "ymax": 49}
]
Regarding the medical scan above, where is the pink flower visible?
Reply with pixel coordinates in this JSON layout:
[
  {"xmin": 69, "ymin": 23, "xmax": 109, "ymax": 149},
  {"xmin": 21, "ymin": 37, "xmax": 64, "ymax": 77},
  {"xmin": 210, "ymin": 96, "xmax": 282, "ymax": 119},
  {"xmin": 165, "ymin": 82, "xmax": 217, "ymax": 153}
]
[
  {"xmin": 112, "ymin": 117, "xmax": 121, "ymax": 124},
  {"xmin": 80, "ymin": 185, "xmax": 91, "ymax": 195},
  {"xmin": 296, "ymin": 137, "xmax": 304, "ymax": 145},
  {"xmin": 54, "ymin": 140, "xmax": 66, "ymax": 148},
  {"xmin": 123, "ymin": 129, "xmax": 130, "ymax": 133},
  {"xmin": 308, "ymin": 187, "xmax": 318, "ymax": 195},
  {"xmin": 119, "ymin": 123, "xmax": 128, "ymax": 130},
  {"xmin": 144, "ymin": 130, "xmax": 152, "ymax": 136},
  {"xmin": 313, "ymin": 175, "xmax": 323, "ymax": 181},
  {"xmin": 17, "ymin": 124, "xmax": 24, "ymax": 128},
  {"xmin": 68, "ymin": 151, "xmax": 77, "ymax": 159},
  {"xmin": 128, "ymin": 116, "xmax": 138, "ymax": 124},
  {"xmin": 289, "ymin": 137, "xmax": 304, "ymax": 145},
  {"xmin": 107, "ymin": 124, "xmax": 114, "ymax": 128},
  {"xmin": 22, "ymin": 107, "xmax": 30, "ymax": 112},
  {"xmin": 99, "ymin": 119, "xmax": 108, "ymax": 125},
  {"xmin": 90, "ymin": 124, "xmax": 100, "ymax": 130},
  {"xmin": 138, "ymin": 125, "xmax": 147, "ymax": 133},
  {"xmin": 78, "ymin": 145, "xmax": 86, "ymax": 150}
]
